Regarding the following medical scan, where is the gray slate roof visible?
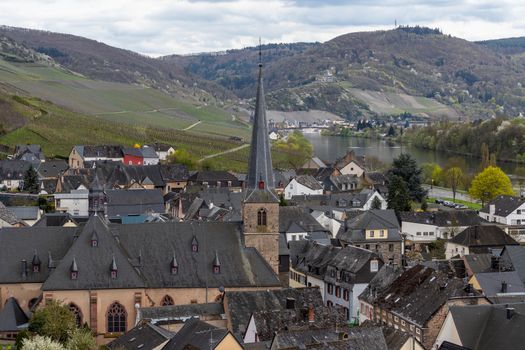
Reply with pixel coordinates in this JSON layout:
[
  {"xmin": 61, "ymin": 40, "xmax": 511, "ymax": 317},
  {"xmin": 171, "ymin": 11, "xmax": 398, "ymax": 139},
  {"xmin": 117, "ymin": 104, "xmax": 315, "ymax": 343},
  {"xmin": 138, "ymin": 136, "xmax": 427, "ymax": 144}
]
[
  {"xmin": 480, "ymin": 195, "xmax": 525, "ymax": 216},
  {"xmin": 474, "ymin": 271, "xmax": 525, "ymax": 296},
  {"xmin": 359, "ymin": 265, "xmax": 402, "ymax": 305},
  {"xmin": 399, "ymin": 210, "xmax": 485, "ymax": 227},
  {"xmin": 140, "ymin": 303, "xmax": 224, "ymax": 323},
  {"xmin": 279, "ymin": 206, "xmax": 328, "ymax": 235},
  {"xmin": 0, "ymin": 297, "xmax": 28, "ymax": 332},
  {"xmin": 163, "ymin": 318, "xmax": 230, "ymax": 350},
  {"xmin": 0, "ymin": 160, "xmax": 32, "ymax": 180},
  {"xmin": 78, "ymin": 145, "xmax": 123, "ymax": 159},
  {"xmin": 226, "ymin": 287, "xmax": 323, "ymax": 338},
  {"xmin": 501, "ymin": 245, "xmax": 525, "ymax": 283},
  {"xmin": 0, "ymin": 201, "xmax": 23, "ymax": 225},
  {"xmin": 107, "ymin": 321, "xmax": 173, "ymax": 350},
  {"xmin": 449, "ymin": 225, "xmax": 519, "ymax": 247},
  {"xmin": 294, "ymin": 175, "xmax": 322, "ymax": 190},
  {"xmin": 105, "ymin": 189, "xmax": 165, "ymax": 217},
  {"xmin": 338, "ymin": 209, "xmax": 401, "ymax": 243},
  {"xmin": 8, "ymin": 206, "xmax": 39, "ymax": 221},
  {"xmin": 37, "ymin": 160, "xmax": 68, "ymax": 179},
  {"xmin": 448, "ymin": 302, "xmax": 525, "ymax": 350}
]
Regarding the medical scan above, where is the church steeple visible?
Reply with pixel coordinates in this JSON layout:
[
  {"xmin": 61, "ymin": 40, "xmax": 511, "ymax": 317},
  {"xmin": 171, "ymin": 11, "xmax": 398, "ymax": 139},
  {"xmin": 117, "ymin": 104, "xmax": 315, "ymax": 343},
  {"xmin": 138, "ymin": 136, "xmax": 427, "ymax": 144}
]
[{"xmin": 246, "ymin": 42, "xmax": 275, "ymax": 193}]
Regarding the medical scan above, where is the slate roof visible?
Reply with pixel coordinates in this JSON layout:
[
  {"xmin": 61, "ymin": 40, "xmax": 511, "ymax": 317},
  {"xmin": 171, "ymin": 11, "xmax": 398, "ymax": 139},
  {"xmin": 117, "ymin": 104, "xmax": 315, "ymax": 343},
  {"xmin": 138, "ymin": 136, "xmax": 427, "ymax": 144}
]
[
  {"xmin": 366, "ymin": 172, "xmax": 387, "ymax": 185},
  {"xmin": 359, "ymin": 265, "xmax": 402, "ymax": 305},
  {"xmin": 226, "ymin": 287, "xmax": 323, "ymax": 338},
  {"xmin": 449, "ymin": 225, "xmax": 519, "ymax": 247},
  {"xmin": 123, "ymin": 147, "xmax": 144, "ymax": 158},
  {"xmin": 246, "ymin": 61, "xmax": 274, "ymax": 191},
  {"xmin": 463, "ymin": 254, "xmax": 494, "ymax": 275},
  {"xmin": 279, "ymin": 206, "xmax": 328, "ymax": 235},
  {"xmin": 252, "ymin": 306, "xmax": 346, "ymax": 342},
  {"xmin": 151, "ymin": 143, "xmax": 173, "ymax": 152},
  {"xmin": 293, "ymin": 175, "xmax": 323, "ymax": 190},
  {"xmin": 325, "ymin": 245, "xmax": 382, "ymax": 284},
  {"xmin": 474, "ymin": 271, "xmax": 525, "ymax": 296},
  {"xmin": 501, "ymin": 245, "xmax": 525, "ymax": 283},
  {"xmin": 372, "ymin": 265, "xmax": 467, "ymax": 327},
  {"xmin": 160, "ymin": 163, "xmax": 190, "ymax": 181},
  {"xmin": 188, "ymin": 171, "xmax": 240, "ymax": 183},
  {"xmin": 107, "ymin": 321, "xmax": 173, "ymax": 350},
  {"xmin": 79, "ymin": 145, "xmax": 123, "ymax": 159},
  {"xmin": 269, "ymin": 327, "xmax": 387, "ymax": 350},
  {"xmin": 448, "ymin": 302, "xmax": 525, "ymax": 350},
  {"xmin": 163, "ymin": 318, "xmax": 230, "ymax": 350},
  {"xmin": 480, "ymin": 195, "xmax": 525, "ymax": 216},
  {"xmin": 290, "ymin": 191, "xmax": 377, "ymax": 209},
  {"xmin": 325, "ymin": 174, "xmax": 360, "ymax": 191},
  {"xmin": 140, "ymin": 303, "xmax": 224, "ymax": 323},
  {"xmin": 0, "ymin": 226, "xmax": 76, "ymax": 284},
  {"xmin": 0, "ymin": 160, "xmax": 33, "ymax": 180},
  {"xmin": 105, "ymin": 189, "xmax": 165, "ymax": 217},
  {"xmin": 399, "ymin": 210, "xmax": 485, "ymax": 227},
  {"xmin": 37, "ymin": 160, "xmax": 68, "ymax": 179},
  {"xmin": 8, "ymin": 206, "xmax": 39, "ymax": 221},
  {"xmin": 33, "ymin": 212, "xmax": 79, "ymax": 227},
  {"xmin": 0, "ymin": 201, "xmax": 23, "ymax": 225},
  {"xmin": 140, "ymin": 146, "xmax": 159, "ymax": 159},
  {"xmin": 0, "ymin": 297, "xmax": 29, "ymax": 332},
  {"xmin": 292, "ymin": 241, "xmax": 341, "ymax": 279},
  {"xmin": 14, "ymin": 144, "xmax": 44, "ymax": 161},
  {"xmin": 338, "ymin": 209, "xmax": 401, "ymax": 243}
]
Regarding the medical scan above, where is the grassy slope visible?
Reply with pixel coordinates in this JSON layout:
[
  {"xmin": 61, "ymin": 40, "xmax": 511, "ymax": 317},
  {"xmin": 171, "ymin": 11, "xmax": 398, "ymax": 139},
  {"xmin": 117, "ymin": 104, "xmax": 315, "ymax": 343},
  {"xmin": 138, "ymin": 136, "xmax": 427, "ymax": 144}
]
[
  {"xmin": 0, "ymin": 96, "xmax": 244, "ymax": 159},
  {"xmin": 0, "ymin": 59, "xmax": 250, "ymax": 139}
]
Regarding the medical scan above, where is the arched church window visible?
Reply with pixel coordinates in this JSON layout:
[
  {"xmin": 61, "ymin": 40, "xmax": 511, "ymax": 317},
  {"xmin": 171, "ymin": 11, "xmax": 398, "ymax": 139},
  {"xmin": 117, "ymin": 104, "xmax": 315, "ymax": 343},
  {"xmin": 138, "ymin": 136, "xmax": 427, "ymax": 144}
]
[
  {"xmin": 107, "ymin": 302, "xmax": 127, "ymax": 333},
  {"xmin": 257, "ymin": 208, "xmax": 267, "ymax": 226},
  {"xmin": 69, "ymin": 303, "xmax": 83, "ymax": 328},
  {"xmin": 161, "ymin": 295, "xmax": 174, "ymax": 306}
]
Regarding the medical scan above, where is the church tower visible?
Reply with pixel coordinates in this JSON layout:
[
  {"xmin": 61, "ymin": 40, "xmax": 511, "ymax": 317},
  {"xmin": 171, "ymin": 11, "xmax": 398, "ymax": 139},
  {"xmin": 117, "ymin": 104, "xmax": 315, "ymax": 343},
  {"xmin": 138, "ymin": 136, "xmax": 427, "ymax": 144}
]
[{"xmin": 242, "ymin": 47, "xmax": 280, "ymax": 274}]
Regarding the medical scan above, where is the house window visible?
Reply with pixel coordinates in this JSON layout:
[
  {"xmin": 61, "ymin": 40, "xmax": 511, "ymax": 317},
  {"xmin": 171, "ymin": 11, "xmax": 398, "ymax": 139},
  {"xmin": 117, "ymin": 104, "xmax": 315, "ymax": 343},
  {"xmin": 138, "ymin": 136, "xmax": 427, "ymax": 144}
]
[
  {"xmin": 227, "ymin": 181, "xmax": 232, "ymax": 187},
  {"xmin": 70, "ymin": 271, "xmax": 78, "ymax": 280},
  {"xmin": 370, "ymin": 230, "xmax": 375, "ymax": 237},
  {"xmin": 327, "ymin": 300, "xmax": 333, "ymax": 307},
  {"xmin": 370, "ymin": 260, "xmax": 379, "ymax": 272},
  {"xmin": 410, "ymin": 325, "xmax": 415, "ymax": 331},
  {"xmin": 518, "ymin": 210, "xmax": 522, "ymax": 214},
  {"xmin": 394, "ymin": 316, "xmax": 399, "ymax": 322},
  {"xmin": 416, "ymin": 232, "xmax": 421, "ymax": 236},
  {"xmin": 389, "ymin": 244, "xmax": 394, "ymax": 252},
  {"xmin": 110, "ymin": 270, "xmax": 117, "ymax": 279},
  {"xmin": 171, "ymin": 266, "xmax": 178, "ymax": 275},
  {"xmin": 213, "ymin": 265, "xmax": 220, "ymax": 274},
  {"xmin": 401, "ymin": 320, "xmax": 406, "ymax": 326},
  {"xmin": 344, "ymin": 307, "xmax": 349, "ymax": 320},
  {"xmin": 365, "ymin": 244, "xmax": 370, "ymax": 250},
  {"xmin": 257, "ymin": 209, "xmax": 267, "ymax": 226},
  {"xmin": 343, "ymin": 289, "xmax": 349, "ymax": 301},
  {"xmin": 327, "ymin": 284, "xmax": 334, "ymax": 295},
  {"xmin": 69, "ymin": 303, "xmax": 83, "ymax": 328},
  {"xmin": 107, "ymin": 302, "xmax": 127, "ymax": 333},
  {"xmin": 91, "ymin": 240, "xmax": 98, "ymax": 247},
  {"xmin": 380, "ymin": 230, "xmax": 385, "ymax": 237},
  {"xmin": 336, "ymin": 286, "xmax": 341, "ymax": 298},
  {"xmin": 161, "ymin": 295, "xmax": 174, "ymax": 306}
]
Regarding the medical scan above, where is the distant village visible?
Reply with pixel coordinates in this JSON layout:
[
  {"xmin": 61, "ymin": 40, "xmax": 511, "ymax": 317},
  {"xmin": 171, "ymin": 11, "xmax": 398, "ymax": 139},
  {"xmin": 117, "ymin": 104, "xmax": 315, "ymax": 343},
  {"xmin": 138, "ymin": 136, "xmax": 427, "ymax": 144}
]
[{"xmin": 0, "ymin": 64, "xmax": 523, "ymax": 350}]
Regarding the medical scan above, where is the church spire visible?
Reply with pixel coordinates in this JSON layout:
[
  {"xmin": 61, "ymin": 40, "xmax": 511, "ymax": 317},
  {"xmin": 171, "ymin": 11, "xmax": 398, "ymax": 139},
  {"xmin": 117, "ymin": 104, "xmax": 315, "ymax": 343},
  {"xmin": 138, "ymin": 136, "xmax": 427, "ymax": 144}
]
[{"xmin": 246, "ymin": 40, "xmax": 274, "ymax": 191}]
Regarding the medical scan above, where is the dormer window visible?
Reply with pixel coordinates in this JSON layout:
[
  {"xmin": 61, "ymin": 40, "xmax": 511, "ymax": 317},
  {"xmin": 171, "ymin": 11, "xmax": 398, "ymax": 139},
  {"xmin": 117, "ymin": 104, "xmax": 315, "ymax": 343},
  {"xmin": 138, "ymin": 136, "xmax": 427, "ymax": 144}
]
[
  {"xmin": 191, "ymin": 236, "xmax": 198, "ymax": 252},
  {"xmin": 171, "ymin": 266, "xmax": 178, "ymax": 275},
  {"xmin": 91, "ymin": 231, "xmax": 98, "ymax": 247},
  {"xmin": 171, "ymin": 253, "xmax": 178, "ymax": 275},
  {"xmin": 257, "ymin": 209, "xmax": 267, "ymax": 227},
  {"xmin": 71, "ymin": 271, "xmax": 78, "ymax": 280},
  {"xmin": 258, "ymin": 180, "xmax": 265, "ymax": 189},
  {"xmin": 32, "ymin": 250, "xmax": 41, "ymax": 273},
  {"xmin": 213, "ymin": 251, "xmax": 221, "ymax": 274},
  {"xmin": 213, "ymin": 265, "xmax": 220, "ymax": 274},
  {"xmin": 70, "ymin": 258, "xmax": 78, "ymax": 280},
  {"xmin": 111, "ymin": 270, "xmax": 117, "ymax": 279}
]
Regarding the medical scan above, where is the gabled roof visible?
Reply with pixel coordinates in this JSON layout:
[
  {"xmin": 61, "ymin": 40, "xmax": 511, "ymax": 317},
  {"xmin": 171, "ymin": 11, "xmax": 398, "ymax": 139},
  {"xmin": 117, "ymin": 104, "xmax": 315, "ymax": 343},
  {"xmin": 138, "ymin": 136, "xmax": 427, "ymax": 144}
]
[
  {"xmin": 226, "ymin": 287, "xmax": 323, "ymax": 338},
  {"xmin": 37, "ymin": 160, "xmax": 68, "ymax": 179},
  {"xmin": 449, "ymin": 225, "xmax": 519, "ymax": 247},
  {"xmin": 480, "ymin": 195, "xmax": 525, "ymax": 216},
  {"xmin": 327, "ymin": 245, "xmax": 380, "ymax": 276},
  {"xmin": 359, "ymin": 265, "xmax": 402, "ymax": 305},
  {"xmin": 399, "ymin": 210, "xmax": 485, "ymax": 227},
  {"xmin": 474, "ymin": 271, "xmax": 525, "ymax": 296},
  {"xmin": 279, "ymin": 206, "xmax": 328, "ymax": 234},
  {"xmin": 123, "ymin": 147, "xmax": 144, "ymax": 158},
  {"xmin": 291, "ymin": 241, "xmax": 340, "ymax": 278},
  {"xmin": 338, "ymin": 210, "xmax": 401, "ymax": 243},
  {"xmin": 293, "ymin": 175, "xmax": 323, "ymax": 190},
  {"xmin": 188, "ymin": 171, "xmax": 239, "ymax": 182},
  {"xmin": 107, "ymin": 321, "xmax": 173, "ymax": 350},
  {"xmin": 42, "ymin": 215, "xmax": 146, "ymax": 290},
  {"xmin": 140, "ymin": 146, "xmax": 159, "ymax": 159},
  {"xmin": 448, "ymin": 302, "xmax": 525, "ymax": 350},
  {"xmin": 151, "ymin": 143, "xmax": 173, "ymax": 152},
  {"xmin": 160, "ymin": 163, "xmax": 190, "ymax": 181},
  {"xmin": 463, "ymin": 254, "xmax": 494, "ymax": 275},
  {"xmin": 8, "ymin": 206, "xmax": 39, "ymax": 221},
  {"xmin": 105, "ymin": 189, "xmax": 165, "ymax": 217},
  {"xmin": 501, "ymin": 245, "xmax": 525, "ymax": 283},
  {"xmin": 163, "ymin": 318, "xmax": 230, "ymax": 350},
  {"xmin": 0, "ymin": 160, "xmax": 33, "ymax": 180},
  {"xmin": 0, "ymin": 297, "xmax": 28, "ymax": 332},
  {"xmin": 0, "ymin": 201, "xmax": 23, "ymax": 225},
  {"xmin": 80, "ymin": 145, "xmax": 123, "ymax": 159}
]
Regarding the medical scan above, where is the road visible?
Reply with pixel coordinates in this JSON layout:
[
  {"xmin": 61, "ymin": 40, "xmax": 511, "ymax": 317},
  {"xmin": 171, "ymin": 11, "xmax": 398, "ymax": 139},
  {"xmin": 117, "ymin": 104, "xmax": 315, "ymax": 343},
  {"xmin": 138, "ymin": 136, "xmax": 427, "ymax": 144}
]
[
  {"xmin": 198, "ymin": 144, "xmax": 249, "ymax": 162},
  {"xmin": 183, "ymin": 120, "xmax": 202, "ymax": 131},
  {"xmin": 423, "ymin": 185, "xmax": 476, "ymax": 202}
]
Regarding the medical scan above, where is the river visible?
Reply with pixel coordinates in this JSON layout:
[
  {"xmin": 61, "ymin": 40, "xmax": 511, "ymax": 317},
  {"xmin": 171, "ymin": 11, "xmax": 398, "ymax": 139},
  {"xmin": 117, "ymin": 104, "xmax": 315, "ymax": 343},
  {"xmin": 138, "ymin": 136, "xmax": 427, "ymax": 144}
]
[{"xmin": 304, "ymin": 133, "xmax": 524, "ymax": 180}]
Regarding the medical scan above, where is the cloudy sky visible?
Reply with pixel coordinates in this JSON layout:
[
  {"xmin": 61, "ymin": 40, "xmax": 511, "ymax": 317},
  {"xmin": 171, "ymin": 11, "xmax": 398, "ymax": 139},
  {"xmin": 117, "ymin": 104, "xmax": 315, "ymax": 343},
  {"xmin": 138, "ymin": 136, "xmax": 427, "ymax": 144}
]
[{"xmin": 0, "ymin": 0, "xmax": 524, "ymax": 56}]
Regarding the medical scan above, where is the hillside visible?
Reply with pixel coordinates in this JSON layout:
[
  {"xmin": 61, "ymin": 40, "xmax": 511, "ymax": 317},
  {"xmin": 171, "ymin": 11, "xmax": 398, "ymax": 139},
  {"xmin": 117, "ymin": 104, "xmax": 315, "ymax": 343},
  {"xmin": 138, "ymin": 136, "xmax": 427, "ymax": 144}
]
[
  {"xmin": 478, "ymin": 37, "xmax": 525, "ymax": 55},
  {"xmin": 0, "ymin": 25, "xmax": 234, "ymax": 101},
  {"xmin": 0, "ymin": 36, "xmax": 251, "ymax": 140},
  {"xmin": 175, "ymin": 28, "xmax": 525, "ymax": 120}
]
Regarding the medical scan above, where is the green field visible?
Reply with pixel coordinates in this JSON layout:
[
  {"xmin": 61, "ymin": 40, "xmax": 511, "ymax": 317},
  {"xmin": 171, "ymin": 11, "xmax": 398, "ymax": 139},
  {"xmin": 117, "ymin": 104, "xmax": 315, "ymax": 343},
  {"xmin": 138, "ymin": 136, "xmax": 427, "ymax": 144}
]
[
  {"xmin": 0, "ymin": 59, "xmax": 250, "ymax": 138},
  {"xmin": 0, "ymin": 96, "xmax": 244, "ymax": 159}
]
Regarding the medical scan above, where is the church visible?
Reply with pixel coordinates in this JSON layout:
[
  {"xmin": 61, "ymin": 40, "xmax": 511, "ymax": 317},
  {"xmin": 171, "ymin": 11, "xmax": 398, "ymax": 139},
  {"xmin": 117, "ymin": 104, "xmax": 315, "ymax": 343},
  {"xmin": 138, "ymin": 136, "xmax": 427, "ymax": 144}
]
[{"xmin": 0, "ymin": 58, "xmax": 282, "ymax": 343}]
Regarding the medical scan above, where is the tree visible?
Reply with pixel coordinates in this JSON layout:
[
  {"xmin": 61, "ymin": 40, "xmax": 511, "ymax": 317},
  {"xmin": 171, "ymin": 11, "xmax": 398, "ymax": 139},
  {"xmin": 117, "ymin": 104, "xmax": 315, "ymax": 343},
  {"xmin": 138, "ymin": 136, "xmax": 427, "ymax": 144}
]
[
  {"xmin": 370, "ymin": 196, "xmax": 383, "ymax": 210},
  {"xmin": 29, "ymin": 300, "xmax": 76, "ymax": 345},
  {"xmin": 421, "ymin": 163, "xmax": 442, "ymax": 186},
  {"xmin": 390, "ymin": 154, "xmax": 426, "ymax": 201},
  {"xmin": 167, "ymin": 149, "xmax": 197, "ymax": 169},
  {"xmin": 23, "ymin": 165, "xmax": 39, "ymax": 194},
  {"xmin": 445, "ymin": 167, "xmax": 463, "ymax": 200},
  {"xmin": 387, "ymin": 125, "xmax": 396, "ymax": 137},
  {"xmin": 469, "ymin": 166, "xmax": 514, "ymax": 205},
  {"xmin": 21, "ymin": 336, "xmax": 66, "ymax": 350},
  {"xmin": 387, "ymin": 175, "xmax": 411, "ymax": 212},
  {"xmin": 67, "ymin": 328, "xmax": 96, "ymax": 350},
  {"xmin": 273, "ymin": 131, "xmax": 313, "ymax": 170},
  {"xmin": 420, "ymin": 198, "xmax": 428, "ymax": 211},
  {"xmin": 481, "ymin": 142, "xmax": 490, "ymax": 170}
]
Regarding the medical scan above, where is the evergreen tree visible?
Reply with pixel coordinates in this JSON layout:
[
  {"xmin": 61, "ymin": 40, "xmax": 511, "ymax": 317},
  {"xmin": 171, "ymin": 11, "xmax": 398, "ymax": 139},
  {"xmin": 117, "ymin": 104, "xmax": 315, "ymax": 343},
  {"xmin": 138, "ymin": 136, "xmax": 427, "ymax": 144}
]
[
  {"xmin": 421, "ymin": 198, "xmax": 428, "ymax": 211},
  {"xmin": 370, "ymin": 196, "xmax": 382, "ymax": 210},
  {"xmin": 387, "ymin": 175, "xmax": 411, "ymax": 212},
  {"xmin": 387, "ymin": 125, "xmax": 396, "ymax": 137},
  {"xmin": 23, "ymin": 166, "xmax": 39, "ymax": 194},
  {"xmin": 390, "ymin": 154, "xmax": 426, "ymax": 201}
]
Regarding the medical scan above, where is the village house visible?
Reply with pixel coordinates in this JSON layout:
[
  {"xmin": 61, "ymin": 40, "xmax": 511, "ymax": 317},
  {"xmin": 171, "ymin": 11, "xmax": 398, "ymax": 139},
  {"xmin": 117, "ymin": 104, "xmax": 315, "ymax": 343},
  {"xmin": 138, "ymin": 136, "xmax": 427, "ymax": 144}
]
[
  {"xmin": 333, "ymin": 150, "xmax": 367, "ymax": 177},
  {"xmin": 151, "ymin": 143, "xmax": 175, "ymax": 161},
  {"xmin": 140, "ymin": 146, "xmax": 160, "ymax": 165},
  {"xmin": 54, "ymin": 188, "xmax": 90, "ymax": 217},
  {"xmin": 13, "ymin": 144, "xmax": 45, "ymax": 163},
  {"xmin": 279, "ymin": 206, "xmax": 331, "ymax": 243},
  {"xmin": 161, "ymin": 164, "xmax": 190, "ymax": 193},
  {"xmin": 0, "ymin": 202, "xmax": 26, "ymax": 228},
  {"xmin": 301, "ymin": 156, "xmax": 326, "ymax": 170},
  {"xmin": 106, "ymin": 320, "xmax": 173, "ymax": 350},
  {"xmin": 500, "ymin": 245, "xmax": 525, "ymax": 284},
  {"xmin": 105, "ymin": 188, "xmax": 165, "ymax": 218},
  {"xmin": 358, "ymin": 264, "xmax": 485, "ymax": 349},
  {"xmin": 0, "ymin": 160, "xmax": 32, "ymax": 191},
  {"xmin": 468, "ymin": 270, "xmax": 525, "ymax": 296},
  {"xmin": 187, "ymin": 171, "xmax": 243, "ymax": 191},
  {"xmin": 479, "ymin": 195, "xmax": 525, "ymax": 242},
  {"xmin": 434, "ymin": 303, "xmax": 525, "ymax": 350},
  {"xmin": 290, "ymin": 190, "xmax": 387, "ymax": 212},
  {"xmin": 445, "ymin": 225, "xmax": 519, "ymax": 259},
  {"xmin": 283, "ymin": 175, "xmax": 323, "ymax": 199},
  {"xmin": 123, "ymin": 147, "xmax": 144, "ymax": 166},
  {"xmin": 8, "ymin": 206, "xmax": 41, "ymax": 226},
  {"xmin": 322, "ymin": 174, "xmax": 360, "ymax": 193},
  {"xmin": 68, "ymin": 145, "xmax": 123, "ymax": 169},
  {"xmin": 337, "ymin": 209, "xmax": 403, "ymax": 265},
  {"xmin": 0, "ymin": 297, "xmax": 29, "ymax": 341}
]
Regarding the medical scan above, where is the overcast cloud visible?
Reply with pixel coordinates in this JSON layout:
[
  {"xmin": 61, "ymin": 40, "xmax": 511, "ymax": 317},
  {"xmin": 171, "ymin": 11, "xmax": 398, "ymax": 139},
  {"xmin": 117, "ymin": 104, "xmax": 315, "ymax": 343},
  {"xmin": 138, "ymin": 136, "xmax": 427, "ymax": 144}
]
[{"xmin": 0, "ymin": 0, "xmax": 524, "ymax": 56}]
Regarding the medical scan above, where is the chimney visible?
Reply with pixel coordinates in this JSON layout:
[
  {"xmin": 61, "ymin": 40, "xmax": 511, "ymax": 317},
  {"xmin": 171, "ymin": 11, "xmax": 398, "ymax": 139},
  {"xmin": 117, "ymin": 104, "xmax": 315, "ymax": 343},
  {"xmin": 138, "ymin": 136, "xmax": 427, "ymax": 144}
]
[
  {"xmin": 286, "ymin": 297, "xmax": 296, "ymax": 310},
  {"xmin": 21, "ymin": 260, "xmax": 27, "ymax": 279},
  {"xmin": 507, "ymin": 307, "xmax": 515, "ymax": 320},
  {"xmin": 308, "ymin": 303, "xmax": 315, "ymax": 323},
  {"xmin": 501, "ymin": 281, "xmax": 508, "ymax": 293}
]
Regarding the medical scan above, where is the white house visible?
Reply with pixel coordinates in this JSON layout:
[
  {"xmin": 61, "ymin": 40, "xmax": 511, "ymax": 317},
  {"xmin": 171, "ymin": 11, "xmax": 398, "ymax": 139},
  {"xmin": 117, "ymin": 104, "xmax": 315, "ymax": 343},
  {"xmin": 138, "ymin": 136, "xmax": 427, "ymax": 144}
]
[
  {"xmin": 284, "ymin": 175, "xmax": 323, "ymax": 200},
  {"xmin": 152, "ymin": 143, "xmax": 175, "ymax": 161},
  {"xmin": 140, "ymin": 146, "xmax": 160, "ymax": 165},
  {"xmin": 339, "ymin": 160, "xmax": 365, "ymax": 176},
  {"xmin": 54, "ymin": 188, "xmax": 90, "ymax": 216},
  {"xmin": 479, "ymin": 195, "xmax": 525, "ymax": 225},
  {"xmin": 310, "ymin": 209, "xmax": 343, "ymax": 238}
]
